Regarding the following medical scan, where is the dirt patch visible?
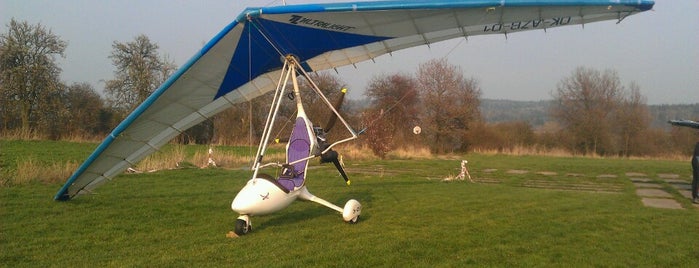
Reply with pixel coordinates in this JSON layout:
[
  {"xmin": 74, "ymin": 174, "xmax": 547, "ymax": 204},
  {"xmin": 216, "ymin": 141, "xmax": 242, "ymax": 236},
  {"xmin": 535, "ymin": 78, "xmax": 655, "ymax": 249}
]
[
  {"xmin": 668, "ymin": 182, "xmax": 691, "ymax": 191},
  {"xmin": 629, "ymin": 177, "xmax": 652, "ymax": 183},
  {"xmin": 625, "ymin": 172, "xmax": 647, "ymax": 177},
  {"xmin": 596, "ymin": 174, "xmax": 618, "ymax": 179},
  {"xmin": 522, "ymin": 179, "xmax": 623, "ymax": 193},
  {"xmin": 633, "ymin": 182, "xmax": 662, "ymax": 189},
  {"xmin": 472, "ymin": 177, "xmax": 501, "ymax": 184},
  {"xmin": 347, "ymin": 167, "xmax": 400, "ymax": 177},
  {"xmin": 507, "ymin": 169, "xmax": 529, "ymax": 174},
  {"xmin": 658, "ymin": 173, "xmax": 680, "ymax": 179},
  {"xmin": 663, "ymin": 178, "xmax": 689, "ymax": 184},
  {"xmin": 481, "ymin": 169, "xmax": 498, "ymax": 173},
  {"xmin": 677, "ymin": 189, "xmax": 692, "ymax": 199},
  {"xmin": 641, "ymin": 198, "xmax": 684, "ymax": 209},
  {"xmin": 537, "ymin": 171, "xmax": 557, "ymax": 176},
  {"xmin": 636, "ymin": 189, "xmax": 673, "ymax": 198}
]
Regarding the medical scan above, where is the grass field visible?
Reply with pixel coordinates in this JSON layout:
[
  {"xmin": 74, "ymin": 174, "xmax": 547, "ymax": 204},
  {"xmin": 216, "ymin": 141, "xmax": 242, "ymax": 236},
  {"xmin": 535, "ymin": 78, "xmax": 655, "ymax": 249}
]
[{"xmin": 1, "ymin": 140, "xmax": 698, "ymax": 267}]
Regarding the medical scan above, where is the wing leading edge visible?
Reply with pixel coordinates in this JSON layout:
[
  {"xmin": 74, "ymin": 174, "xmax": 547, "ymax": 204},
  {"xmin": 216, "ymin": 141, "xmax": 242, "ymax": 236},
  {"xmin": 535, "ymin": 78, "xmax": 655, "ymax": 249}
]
[{"xmin": 56, "ymin": 0, "xmax": 654, "ymax": 200}]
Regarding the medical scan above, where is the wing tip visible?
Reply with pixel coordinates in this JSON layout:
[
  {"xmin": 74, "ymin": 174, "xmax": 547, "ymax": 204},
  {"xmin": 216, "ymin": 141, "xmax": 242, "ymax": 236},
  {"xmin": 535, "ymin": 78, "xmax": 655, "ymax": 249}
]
[{"xmin": 54, "ymin": 192, "xmax": 72, "ymax": 201}]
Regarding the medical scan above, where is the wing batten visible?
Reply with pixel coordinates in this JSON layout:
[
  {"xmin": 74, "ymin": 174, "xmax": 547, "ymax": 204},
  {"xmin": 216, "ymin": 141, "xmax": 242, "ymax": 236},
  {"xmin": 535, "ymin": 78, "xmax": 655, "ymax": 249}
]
[{"xmin": 56, "ymin": 0, "xmax": 654, "ymax": 200}]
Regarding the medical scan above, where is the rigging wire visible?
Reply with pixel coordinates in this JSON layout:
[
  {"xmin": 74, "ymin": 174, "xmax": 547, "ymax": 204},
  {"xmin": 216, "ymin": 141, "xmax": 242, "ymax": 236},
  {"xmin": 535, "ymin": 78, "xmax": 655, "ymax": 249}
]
[
  {"xmin": 246, "ymin": 16, "xmax": 305, "ymax": 145},
  {"xmin": 442, "ymin": 38, "xmax": 466, "ymax": 59},
  {"xmin": 272, "ymin": 110, "xmax": 296, "ymax": 143},
  {"xmin": 247, "ymin": 17, "xmax": 286, "ymax": 59},
  {"xmin": 247, "ymin": 18, "xmax": 254, "ymax": 164}
]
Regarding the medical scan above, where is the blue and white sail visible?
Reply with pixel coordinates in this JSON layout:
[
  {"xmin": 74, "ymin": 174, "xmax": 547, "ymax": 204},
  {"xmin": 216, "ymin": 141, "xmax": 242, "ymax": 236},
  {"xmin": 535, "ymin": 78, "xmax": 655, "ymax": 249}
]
[{"xmin": 56, "ymin": 0, "xmax": 654, "ymax": 200}]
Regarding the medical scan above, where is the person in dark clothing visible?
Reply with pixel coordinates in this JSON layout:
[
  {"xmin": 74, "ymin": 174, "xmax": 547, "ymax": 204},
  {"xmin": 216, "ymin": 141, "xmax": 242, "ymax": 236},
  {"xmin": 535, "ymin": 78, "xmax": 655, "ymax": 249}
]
[
  {"xmin": 668, "ymin": 120, "xmax": 699, "ymax": 204},
  {"xmin": 692, "ymin": 141, "xmax": 699, "ymax": 204}
]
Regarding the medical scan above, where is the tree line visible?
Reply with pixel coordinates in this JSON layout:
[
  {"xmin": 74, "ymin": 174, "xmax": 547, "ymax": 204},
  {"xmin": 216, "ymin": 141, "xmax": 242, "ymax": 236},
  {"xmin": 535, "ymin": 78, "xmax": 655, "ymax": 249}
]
[
  {"xmin": 1, "ymin": 19, "xmax": 696, "ymax": 157},
  {"xmin": 0, "ymin": 19, "xmax": 174, "ymax": 140}
]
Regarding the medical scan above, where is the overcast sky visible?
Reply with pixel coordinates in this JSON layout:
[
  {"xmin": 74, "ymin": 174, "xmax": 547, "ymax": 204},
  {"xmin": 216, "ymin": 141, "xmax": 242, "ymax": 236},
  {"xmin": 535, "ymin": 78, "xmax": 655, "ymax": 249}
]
[{"xmin": 3, "ymin": 0, "xmax": 697, "ymax": 104}]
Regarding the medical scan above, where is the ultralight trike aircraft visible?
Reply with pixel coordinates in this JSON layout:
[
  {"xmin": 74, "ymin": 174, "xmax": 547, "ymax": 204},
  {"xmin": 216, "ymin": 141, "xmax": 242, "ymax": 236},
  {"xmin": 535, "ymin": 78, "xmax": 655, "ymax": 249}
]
[
  {"xmin": 230, "ymin": 55, "xmax": 362, "ymax": 236},
  {"xmin": 54, "ymin": 0, "xmax": 653, "ymax": 236}
]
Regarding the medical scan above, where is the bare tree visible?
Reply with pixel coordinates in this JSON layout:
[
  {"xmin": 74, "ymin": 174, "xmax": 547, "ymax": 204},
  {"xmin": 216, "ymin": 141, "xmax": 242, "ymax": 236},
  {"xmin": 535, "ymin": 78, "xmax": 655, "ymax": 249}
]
[
  {"xmin": 0, "ymin": 18, "xmax": 66, "ymax": 135},
  {"xmin": 63, "ymin": 82, "xmax": 106, "ymax": 137},
  {"xmin": 364, "ymin": 73, "xmax": 419, "ymax": 147},
  {"xmin": 614, "ymin": 82, "xmax": 651, "ymax": 156},
  {"xmin": 213, "ymin": 102, "xmax": 250, "ymax": 145},
  {"xmin": 550, "ymin": 67, "xmax": 624, "ymax": 155},
  {"xmin": 477, "ymin": 121, "xmax": 536, "ymax": 152},
  {"xmin": 361, "ymin": 109, "xmax": 394, "ymax": 159},
  {"xmin": 416, "ymin": 59, "xmax": 481, "ymax": 153},
  {"xmin": 104, "ymin": 34, "xmax": 176, "ymax": 113}
]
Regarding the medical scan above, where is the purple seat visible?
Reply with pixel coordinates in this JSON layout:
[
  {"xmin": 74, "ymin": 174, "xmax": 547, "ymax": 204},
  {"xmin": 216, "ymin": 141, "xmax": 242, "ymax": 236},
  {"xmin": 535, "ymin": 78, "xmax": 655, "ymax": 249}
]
[{"xmin": 277, "ymin": 117, "xmax": 311, "ymax": 191}]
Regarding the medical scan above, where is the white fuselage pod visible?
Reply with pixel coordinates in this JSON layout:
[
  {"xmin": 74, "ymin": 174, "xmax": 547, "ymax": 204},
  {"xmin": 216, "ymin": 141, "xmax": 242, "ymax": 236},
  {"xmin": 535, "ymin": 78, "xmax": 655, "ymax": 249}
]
[{"xmin": 231, "ymin": 178, "xmax": 300, "ymax": 216}]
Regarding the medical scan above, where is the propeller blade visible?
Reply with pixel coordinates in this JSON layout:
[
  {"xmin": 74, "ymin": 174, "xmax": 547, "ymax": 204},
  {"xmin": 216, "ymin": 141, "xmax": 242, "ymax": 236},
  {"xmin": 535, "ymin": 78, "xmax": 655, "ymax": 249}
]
[
  {"xmin": 324, "ymin": 88, "xmax": 347, "ymax": 133},
  {"xmin": 332, "ymin": 157, "xmax": 350, "ymax": 185},
  {"xmin": 320, "ymin": 149, "xmax": 350, "ymax": 185}
]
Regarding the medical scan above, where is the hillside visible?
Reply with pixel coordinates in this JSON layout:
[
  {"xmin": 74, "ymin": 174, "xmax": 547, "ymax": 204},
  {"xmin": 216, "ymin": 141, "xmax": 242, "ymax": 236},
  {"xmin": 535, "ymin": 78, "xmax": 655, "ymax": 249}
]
[
  {"xmin": 346, "ymin": 98, "xmax": 697, "ymax": 129},
  {"xmin": 479, "ymin": 99, "xmax": 699, "ymax": 129},
  {"xmin": 648, "ymin": 104, "xmax": 699, "ymax": 128},
  {"xmin": 480, "ymin": 99, "xmax": 551, "ymax": 127}
]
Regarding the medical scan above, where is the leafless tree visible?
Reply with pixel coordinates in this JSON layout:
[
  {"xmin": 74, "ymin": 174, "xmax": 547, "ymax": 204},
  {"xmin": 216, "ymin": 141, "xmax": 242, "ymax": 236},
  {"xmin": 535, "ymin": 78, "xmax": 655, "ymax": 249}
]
[
  {"xmin": 614, "ymin": 82, "xmax": 651, "ymax": 156},
  {"xmin": 212, "ymin": 95, "xmax": 272, "ymax": 145},
  {"xmin": 361, "ymin": 109, "xmax": 394, "ymax": 159},
  {"xmin": 550, "ymin": 67, "xmax": 624, "ymax": 155},
  {"xmin": 472, "ymin": 121, "xmax": 536, "ymax": 152},
  {"xmin": 62, "ymin": 82, "xmax": 106, "ymax": 137},
  {"xmin": 416, "ymin": 59, "xmax": 481, "ymax": 153},
  {"xmin": 0, "ymin": 19, "xmax": 66, "ymax": 135},
  {"xmin": 104, "ymin": 34, "xmax": 176, "ymax": 113},
  {"xmin": 363, "ymin": 73, "xmax": 419, "ymax": 152}
]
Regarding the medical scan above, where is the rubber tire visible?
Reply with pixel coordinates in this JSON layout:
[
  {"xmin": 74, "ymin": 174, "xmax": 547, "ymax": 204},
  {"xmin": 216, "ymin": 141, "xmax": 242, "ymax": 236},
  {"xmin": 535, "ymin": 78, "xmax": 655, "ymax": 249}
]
[{"xmin": 234, "ymin": 219, "xmax": 251, "ymax": 236}]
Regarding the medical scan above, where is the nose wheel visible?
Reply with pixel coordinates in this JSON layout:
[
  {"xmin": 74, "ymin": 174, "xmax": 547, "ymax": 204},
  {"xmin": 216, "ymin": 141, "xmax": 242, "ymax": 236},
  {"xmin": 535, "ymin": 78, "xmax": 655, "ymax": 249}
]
[
  {"xmin": 342, "ymin": 199, "xmax": 361, "ymax": 223},
  {"xmin": 234, "ymin": 215, "xmax": 252, "ymax": 236}
]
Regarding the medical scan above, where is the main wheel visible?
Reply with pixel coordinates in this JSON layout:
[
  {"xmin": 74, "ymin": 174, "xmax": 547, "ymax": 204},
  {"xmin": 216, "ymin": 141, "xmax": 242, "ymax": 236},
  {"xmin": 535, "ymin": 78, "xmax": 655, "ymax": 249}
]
[{"xmin": 234, "ymin": 218, "xmax": 251, "ymax": 236}]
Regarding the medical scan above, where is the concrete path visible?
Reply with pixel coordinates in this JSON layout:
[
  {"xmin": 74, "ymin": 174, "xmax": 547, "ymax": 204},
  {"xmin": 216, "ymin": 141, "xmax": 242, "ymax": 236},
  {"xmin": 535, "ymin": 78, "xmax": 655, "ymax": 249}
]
[
  {"xmin": 629, "ymin": 174, "xmax": 695, "ymax": 209},
  {"xmin": 470, "ymin": 168, "xmax": 697, "ymax": 209}
]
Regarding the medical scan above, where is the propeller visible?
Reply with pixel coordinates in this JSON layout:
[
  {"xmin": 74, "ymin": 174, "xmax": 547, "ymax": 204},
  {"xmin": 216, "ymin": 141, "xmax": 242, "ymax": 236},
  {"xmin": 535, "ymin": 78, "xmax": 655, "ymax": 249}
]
[
  {"xmin": 318, "ymin": 87, "xmax": 351, "ymax": 185},
  {"xmin": 320, "ymin": 148, "xmax": 350, "ymax": 185},
  {"xmin": 274, "ymin": 88, "xmax": 347, "ymax": 144},
  {"xmin": 276, "ymin": 87, "xmax": 352, "ymax": 185}
]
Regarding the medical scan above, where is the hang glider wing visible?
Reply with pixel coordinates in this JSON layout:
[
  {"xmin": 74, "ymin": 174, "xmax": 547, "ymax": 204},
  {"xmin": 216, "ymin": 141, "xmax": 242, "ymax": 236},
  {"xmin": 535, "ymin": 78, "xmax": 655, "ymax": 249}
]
[{"xmin": 56, "ymin": 0, "xmax": 654, "ymax": 200}]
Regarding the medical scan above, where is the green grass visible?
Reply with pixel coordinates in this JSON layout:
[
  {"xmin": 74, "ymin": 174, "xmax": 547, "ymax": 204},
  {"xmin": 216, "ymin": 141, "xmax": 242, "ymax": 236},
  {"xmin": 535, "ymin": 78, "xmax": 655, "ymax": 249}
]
[
  {"xmin": 0, "ymin": 140, "xmax": 97, "ymax": 167},
  {"xmin": 0, "ymin": 140, "xmax": 281, "ymax": 186},
  {"xmin": 1, "ymin": 141, "xmax": 698, "ymax": 267}
]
